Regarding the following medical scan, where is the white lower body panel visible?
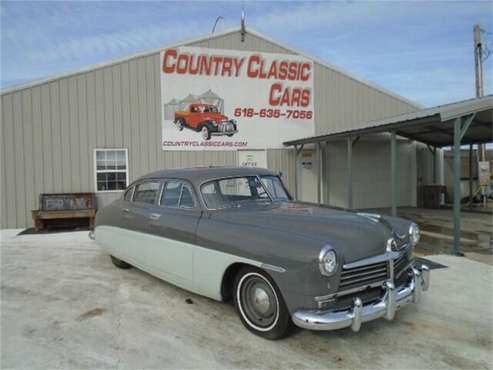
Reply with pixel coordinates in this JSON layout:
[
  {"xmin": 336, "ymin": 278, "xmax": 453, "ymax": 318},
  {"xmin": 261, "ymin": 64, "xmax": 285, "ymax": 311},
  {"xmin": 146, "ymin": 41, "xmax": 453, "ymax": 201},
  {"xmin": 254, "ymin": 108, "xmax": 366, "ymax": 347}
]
[{"xmin": 95, "ymin": 225, "xmax": 261, "ymax": 301}]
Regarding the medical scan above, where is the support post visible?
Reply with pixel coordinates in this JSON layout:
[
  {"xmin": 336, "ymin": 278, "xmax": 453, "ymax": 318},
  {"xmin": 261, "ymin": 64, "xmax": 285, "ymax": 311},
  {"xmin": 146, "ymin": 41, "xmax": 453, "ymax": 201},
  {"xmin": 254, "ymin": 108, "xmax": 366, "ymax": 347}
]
[
  {"xmin": 453, "ymin": 118, "xmax": 462, "ymax": 255},
  {"xmin": 294, "ymin": 145, "xmax": 299, "ymax": 200},
  {"xmin": 432, "ymin": 147, "xmax": 437, "ymax": 184},
  {"xmin": 391, "ymin": 131, "xmax": 398, "ymax": 217},
  {"xmin": 325, "ymin": 141, "xmax": 330, "ymax": 205},
  {"xmin": 452, "ymin": 113, "xmax": 476, "ymax": 255},
  {"xmin": 347, "ymin": 136, "xmax": 353, "ymax": 210},
  {"xmin": 317, "ymin": 142, "xmax": 322, "ymax": 205},
  {"xmin": 469, "ymin": 144, "xmax": 473, "ymax": 208}
]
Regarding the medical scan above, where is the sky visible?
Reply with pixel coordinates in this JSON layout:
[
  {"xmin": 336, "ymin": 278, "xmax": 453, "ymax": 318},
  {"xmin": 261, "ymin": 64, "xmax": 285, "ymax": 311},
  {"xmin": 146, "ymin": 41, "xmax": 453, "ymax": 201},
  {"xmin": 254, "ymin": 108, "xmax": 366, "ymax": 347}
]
[{"xmin": 1, "ymin": 1, "xmax": 492, "ymax": 107}]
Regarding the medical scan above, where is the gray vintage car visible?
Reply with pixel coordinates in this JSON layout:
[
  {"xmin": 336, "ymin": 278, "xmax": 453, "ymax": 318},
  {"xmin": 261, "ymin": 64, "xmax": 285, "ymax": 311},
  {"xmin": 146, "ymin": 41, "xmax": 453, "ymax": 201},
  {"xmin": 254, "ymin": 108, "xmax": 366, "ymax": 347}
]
[{"xmin": 93, "ymin": 166, "xmax": 429, "ymax": 339}]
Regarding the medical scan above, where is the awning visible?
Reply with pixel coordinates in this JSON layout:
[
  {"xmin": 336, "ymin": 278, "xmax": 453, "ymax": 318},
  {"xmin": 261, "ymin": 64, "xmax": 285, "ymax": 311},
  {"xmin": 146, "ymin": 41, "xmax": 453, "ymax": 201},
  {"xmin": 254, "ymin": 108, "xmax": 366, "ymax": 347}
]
[
  {"xmin": 284, "ymin": 95, "xmax": 493, "ymax": 147},
  {"xmin": 284, "ymin": 95, "xmax": 492, "ymax": 256}
]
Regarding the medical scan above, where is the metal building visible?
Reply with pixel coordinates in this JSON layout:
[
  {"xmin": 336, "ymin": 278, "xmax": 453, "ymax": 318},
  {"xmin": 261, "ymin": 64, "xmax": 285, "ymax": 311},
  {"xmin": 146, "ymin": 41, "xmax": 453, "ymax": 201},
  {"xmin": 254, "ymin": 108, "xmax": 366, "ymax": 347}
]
[{"xmin": 1, "ymin": 28, "xmax": 420, "ymax": 229}]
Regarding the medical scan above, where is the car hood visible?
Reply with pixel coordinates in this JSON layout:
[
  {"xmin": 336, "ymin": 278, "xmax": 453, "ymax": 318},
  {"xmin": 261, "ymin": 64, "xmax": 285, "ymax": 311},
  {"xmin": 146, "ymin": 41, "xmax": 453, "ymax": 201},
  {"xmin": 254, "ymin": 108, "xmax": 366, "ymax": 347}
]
[
  {"xmin": 212, "ymin": 202, "xmax": 410, "ymax": 263},
  {"xmin": 206, "ymin": 113, "xmax": 229, "ymax": 121}
]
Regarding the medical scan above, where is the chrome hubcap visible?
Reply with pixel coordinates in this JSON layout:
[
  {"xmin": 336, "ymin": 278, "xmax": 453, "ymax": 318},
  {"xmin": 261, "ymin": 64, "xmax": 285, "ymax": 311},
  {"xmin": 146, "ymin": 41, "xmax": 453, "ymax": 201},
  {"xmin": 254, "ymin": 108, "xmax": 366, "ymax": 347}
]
[
  {"xmin": 239, "ymin": 275, "xmax": 278, "ymax": 328},
  {"xmin": 252, "ymin": 287, "xmax": 271, "ymax": 315}
]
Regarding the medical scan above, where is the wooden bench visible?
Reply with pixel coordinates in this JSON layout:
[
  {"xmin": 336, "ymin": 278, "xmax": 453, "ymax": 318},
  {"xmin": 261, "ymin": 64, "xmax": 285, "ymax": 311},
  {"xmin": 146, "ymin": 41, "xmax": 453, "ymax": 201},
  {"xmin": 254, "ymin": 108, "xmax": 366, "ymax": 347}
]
[{"xmin": 31, "ymin": 193, "xmax": 97, "ymax": 231}]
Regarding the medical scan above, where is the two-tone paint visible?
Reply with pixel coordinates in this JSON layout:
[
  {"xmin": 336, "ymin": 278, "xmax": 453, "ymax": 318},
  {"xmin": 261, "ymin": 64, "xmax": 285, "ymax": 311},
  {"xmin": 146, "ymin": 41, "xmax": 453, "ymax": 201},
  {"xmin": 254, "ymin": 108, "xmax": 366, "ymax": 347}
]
[{"xmin": 94, "ymin": 166, "xmax": 428, "ymax": 327}]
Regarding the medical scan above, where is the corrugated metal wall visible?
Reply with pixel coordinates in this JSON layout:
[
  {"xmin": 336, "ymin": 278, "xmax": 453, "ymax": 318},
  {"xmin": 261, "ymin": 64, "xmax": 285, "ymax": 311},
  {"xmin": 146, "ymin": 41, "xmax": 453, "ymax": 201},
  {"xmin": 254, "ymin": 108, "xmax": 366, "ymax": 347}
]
[{"xmin": 1, "ymin": 29, "xmax": 418, "ymax": 228}]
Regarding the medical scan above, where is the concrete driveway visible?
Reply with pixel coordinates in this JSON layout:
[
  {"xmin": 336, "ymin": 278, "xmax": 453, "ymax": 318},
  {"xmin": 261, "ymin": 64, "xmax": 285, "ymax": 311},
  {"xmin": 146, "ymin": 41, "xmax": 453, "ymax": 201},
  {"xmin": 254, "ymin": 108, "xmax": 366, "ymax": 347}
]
[{"xmin": 1, "ymin": 230, "xmax": 492, "ymax": 369}]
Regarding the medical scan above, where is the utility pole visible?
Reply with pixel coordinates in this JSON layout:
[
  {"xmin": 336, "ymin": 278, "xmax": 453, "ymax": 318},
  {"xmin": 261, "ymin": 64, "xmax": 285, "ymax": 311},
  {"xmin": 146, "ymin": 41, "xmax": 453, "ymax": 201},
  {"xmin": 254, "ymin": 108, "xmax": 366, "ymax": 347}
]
[
  {"xmin": 473, "ymin": 24, "xmax": 486, "ymax": 206},
  {"xmin": 474, "ymin": 24, "xmax": 484, "ymax": 98}
]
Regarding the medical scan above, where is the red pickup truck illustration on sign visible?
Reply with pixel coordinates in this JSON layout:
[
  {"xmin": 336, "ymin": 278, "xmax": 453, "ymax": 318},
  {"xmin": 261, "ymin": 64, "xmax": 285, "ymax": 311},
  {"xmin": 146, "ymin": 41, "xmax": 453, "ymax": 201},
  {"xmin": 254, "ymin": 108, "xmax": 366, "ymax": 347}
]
[{"xmin": 174, "ymin": 103, "xmax": 238, "ymax": 140}]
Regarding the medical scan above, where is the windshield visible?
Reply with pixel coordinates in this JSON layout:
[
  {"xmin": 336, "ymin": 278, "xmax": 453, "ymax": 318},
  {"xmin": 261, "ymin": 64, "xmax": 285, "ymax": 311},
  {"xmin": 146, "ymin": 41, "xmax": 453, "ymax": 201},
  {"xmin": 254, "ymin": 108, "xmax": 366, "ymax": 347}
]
[
  {"xmin": 203, "ymin": 106, "xmax": 218, "ymax": 113},
  {"xmin": 201, "ymin": 176, "xmax": 271, "ymax": 209},
  {"xmin": 260, "ymin": 175, "xmax": 290, "ymax": 201},
  {"xmin": 201, "ymin": 175, "xmax": 291, "ymax": 209}
]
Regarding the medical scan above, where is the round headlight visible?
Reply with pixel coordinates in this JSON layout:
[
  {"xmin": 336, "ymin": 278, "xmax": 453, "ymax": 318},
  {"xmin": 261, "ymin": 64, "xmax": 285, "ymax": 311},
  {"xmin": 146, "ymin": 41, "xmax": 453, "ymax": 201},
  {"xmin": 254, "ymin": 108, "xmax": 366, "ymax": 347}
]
[
  {"xmin": 409, "ymin": 223, "xmax": 420, "ymax": 246},
  {"xmin": 319, "ymin": 246, "xmax": 338, "ymax": 276}
]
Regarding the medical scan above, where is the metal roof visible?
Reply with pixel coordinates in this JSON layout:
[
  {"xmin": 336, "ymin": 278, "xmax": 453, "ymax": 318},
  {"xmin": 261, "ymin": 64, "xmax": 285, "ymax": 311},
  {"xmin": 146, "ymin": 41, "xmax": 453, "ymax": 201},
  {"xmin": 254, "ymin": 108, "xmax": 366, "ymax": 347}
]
[
  {"xmin": 284, "ymin": 95, "xmax": 493, "ymax": 147},
  {"xmin": 0, "ymin": 28, "xmax": 420, "ymax": 108}
]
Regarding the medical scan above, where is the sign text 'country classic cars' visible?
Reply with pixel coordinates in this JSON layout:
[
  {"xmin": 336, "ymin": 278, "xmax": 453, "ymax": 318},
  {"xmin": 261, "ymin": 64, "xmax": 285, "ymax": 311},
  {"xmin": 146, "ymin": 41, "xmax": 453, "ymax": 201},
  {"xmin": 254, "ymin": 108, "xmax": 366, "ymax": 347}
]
[{"xmin": 160, "ymin": 47, "xmax": 315, "ymax": 151}]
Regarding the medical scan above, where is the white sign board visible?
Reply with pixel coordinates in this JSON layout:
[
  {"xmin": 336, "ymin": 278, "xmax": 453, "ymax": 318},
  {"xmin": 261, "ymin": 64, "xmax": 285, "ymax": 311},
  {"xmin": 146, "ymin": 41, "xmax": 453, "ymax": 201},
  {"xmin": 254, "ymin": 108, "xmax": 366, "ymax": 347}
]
[
  {"xmin": 238, "ymin": 150, "xmax": 268, "ymax": 168},
  {"xmin": 160, "ymin": 47, "xmax": 314, "ymax": 151}
]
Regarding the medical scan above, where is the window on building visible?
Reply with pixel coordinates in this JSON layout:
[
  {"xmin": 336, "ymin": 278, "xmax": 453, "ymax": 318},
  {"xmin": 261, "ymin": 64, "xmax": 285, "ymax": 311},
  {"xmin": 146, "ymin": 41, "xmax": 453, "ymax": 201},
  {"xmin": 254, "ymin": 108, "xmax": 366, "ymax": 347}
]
[{"xmin": 94, "ymin": 149, "xmax": 128, "ymax": 192}]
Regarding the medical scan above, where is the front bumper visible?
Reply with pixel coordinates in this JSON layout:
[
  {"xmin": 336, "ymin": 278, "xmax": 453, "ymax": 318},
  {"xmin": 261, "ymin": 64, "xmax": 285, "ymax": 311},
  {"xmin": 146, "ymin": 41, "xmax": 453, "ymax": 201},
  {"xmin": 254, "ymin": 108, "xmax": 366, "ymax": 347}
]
[
  {"xmin": 292, "ymin": 264, "xmax": 430, "ymax": 332},
  {"xmin": 211, "ymin": 129, "xmax": 238, "ymax": 136}
]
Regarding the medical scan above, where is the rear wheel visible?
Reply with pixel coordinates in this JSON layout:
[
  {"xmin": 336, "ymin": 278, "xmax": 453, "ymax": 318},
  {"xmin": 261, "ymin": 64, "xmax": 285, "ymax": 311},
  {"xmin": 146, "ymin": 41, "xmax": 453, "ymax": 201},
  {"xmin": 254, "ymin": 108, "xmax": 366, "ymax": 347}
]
[
  {"xmin": 110, "ymin": 255, "xmax": 132, "ymax": 269},
  {"xmin": 175, "ymin": 118, "xmax": 185, "ymax": 131},
  {"xmin": 233, "ymin": 266, "xmax": 292, "ymax": 340}
]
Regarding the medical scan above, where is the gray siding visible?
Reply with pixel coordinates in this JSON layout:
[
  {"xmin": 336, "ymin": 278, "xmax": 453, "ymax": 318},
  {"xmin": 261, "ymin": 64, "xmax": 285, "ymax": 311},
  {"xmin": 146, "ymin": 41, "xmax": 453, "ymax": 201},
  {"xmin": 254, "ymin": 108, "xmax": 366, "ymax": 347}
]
[
  {"xmin": 1, "ymin": 29, "xmax": 418, "ymax": 228},
  {"xmin": 324, "ymin": 138, "xmax": 417, "ymax": 209},
  {"xmin": 313, "ymin": 64, "xmax": 417, "ymax": 135},
  {"xmin": 267, "ymin": 149, "xmax": 296, "ymax": 195}
]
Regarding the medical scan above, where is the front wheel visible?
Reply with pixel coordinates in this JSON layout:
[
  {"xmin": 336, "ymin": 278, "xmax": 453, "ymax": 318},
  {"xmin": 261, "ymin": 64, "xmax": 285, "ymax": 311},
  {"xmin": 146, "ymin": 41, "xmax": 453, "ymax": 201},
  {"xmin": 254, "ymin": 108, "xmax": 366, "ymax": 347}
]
[{"xmin": 233, "ymin": 266, "xmax": 293, "ymax": 339}]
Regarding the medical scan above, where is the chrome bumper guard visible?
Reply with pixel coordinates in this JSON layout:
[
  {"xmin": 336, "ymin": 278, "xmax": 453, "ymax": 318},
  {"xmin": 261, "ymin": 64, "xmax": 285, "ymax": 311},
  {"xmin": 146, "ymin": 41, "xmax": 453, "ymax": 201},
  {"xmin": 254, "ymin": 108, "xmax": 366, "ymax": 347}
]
[{"xmin": 292, "ymin": 264, "xmax": 430, "ymax": 332}]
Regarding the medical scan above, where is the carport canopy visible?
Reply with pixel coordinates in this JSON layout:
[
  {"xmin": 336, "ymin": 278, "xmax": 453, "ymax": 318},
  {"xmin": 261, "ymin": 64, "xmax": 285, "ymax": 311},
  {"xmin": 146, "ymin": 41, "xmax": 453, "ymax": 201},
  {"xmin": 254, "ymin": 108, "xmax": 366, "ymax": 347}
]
[{"xmin": 284, "ymin": 95, "xmax": 493, "ymax": 255}]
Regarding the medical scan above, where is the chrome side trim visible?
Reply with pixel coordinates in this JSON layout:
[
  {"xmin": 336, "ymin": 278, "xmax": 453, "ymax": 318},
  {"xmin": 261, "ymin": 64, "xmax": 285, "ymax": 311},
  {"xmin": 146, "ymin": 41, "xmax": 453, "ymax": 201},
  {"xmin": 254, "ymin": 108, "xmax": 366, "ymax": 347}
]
[
  {"xmin": 261, "ymin": 263, "xmax": 286, "ymax": 273},
  {"xmin": 356, "ymin": 213, "xmax": 381, "ymax": 222}
]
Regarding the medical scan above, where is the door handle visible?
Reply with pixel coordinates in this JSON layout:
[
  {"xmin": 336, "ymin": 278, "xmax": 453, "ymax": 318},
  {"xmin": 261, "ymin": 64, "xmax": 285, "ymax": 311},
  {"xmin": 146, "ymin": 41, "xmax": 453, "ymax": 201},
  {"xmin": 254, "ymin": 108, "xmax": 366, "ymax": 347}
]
[
  {"xmin": 149, "ymin": 213, "xmax": 161, "ymax": 220},
  {"xmin": 123, "ymin": 208, "xmax": 130, "ymax": 213}
]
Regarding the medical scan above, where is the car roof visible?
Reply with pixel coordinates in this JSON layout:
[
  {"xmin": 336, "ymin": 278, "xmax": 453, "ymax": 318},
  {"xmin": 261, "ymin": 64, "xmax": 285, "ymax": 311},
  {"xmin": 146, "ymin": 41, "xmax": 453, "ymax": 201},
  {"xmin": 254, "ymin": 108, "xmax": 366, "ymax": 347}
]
[{"xmin": 138, "ymin": 166, "xmax": 276, "ymax": 185}]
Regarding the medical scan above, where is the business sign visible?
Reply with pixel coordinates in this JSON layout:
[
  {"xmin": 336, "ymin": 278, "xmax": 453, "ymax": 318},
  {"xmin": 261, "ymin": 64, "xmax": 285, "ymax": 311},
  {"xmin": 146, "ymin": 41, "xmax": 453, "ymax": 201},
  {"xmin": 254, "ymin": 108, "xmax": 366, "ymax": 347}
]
[{"xmin": 160, "ymin": 47, "xmax": 314, "ymax": 151}]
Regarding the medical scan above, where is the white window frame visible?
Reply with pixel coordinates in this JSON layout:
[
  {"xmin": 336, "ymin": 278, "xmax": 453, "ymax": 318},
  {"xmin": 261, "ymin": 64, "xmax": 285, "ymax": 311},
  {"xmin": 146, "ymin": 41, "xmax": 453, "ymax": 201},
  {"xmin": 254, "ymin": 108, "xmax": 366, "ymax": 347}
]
[{"xmin": 93, "ymin": 148, "xmax": 129, "ymax": 193}]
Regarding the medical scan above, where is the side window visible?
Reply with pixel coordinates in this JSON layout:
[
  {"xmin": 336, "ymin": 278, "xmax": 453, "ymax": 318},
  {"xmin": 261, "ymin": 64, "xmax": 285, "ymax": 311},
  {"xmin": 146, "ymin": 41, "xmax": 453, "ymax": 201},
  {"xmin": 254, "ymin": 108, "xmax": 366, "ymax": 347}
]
[
  {"xmin": 161, "ymin": 181, "xmax": 182, "ymax": 207},
  {"xmin": 160, "ymin": 181, "xmax": 196, "ymax": 209},
  {"xmin": 179, "ymin": 184, "xmax": 195, "ymax": 208},
  {"xmin": 123, "ymin": 186, "xmax": 134, "ymax": 201},
  {"xmin": 133, "ymin": 182, "xmax": 161, "ymax": 205}
]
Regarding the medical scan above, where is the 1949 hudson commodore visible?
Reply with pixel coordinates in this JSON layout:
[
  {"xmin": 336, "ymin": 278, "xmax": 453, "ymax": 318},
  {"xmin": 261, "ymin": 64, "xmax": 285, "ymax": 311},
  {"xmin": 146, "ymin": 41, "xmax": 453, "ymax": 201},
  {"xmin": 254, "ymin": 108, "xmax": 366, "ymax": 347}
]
[{"xmin": 93, "ymin": 167, "xmax": 430, "ymax": 339}]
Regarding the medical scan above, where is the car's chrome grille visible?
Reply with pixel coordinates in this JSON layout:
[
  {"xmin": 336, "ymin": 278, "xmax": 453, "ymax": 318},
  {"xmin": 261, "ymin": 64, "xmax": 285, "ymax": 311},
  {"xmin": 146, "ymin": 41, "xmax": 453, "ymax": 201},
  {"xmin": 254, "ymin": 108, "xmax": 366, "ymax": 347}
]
[
  {"xmin": 340, "ymin": 261, "xmax": 388, "ymax": 290},
  {"xmin": 394, "ymin": 252, "xmax": 412, "ymax": 278},
  {"xmin": 340, "ymin": 252, "xmax": 413, "ymax": 291},
  {"xmin": 219, "ymin": 122, "xmax": 235, "ymax": 132}
]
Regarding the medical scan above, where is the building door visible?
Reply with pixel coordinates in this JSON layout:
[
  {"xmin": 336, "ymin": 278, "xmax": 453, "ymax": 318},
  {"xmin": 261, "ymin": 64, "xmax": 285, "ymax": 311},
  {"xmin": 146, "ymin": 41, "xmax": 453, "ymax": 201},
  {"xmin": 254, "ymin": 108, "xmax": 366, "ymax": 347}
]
[
  {"xmin": 297, "ymin": 149, "xmax": 318, "ymax": 203},
  {"xmin": 238, "ymin": 150, "xmax": 268, "ymax": 169}
]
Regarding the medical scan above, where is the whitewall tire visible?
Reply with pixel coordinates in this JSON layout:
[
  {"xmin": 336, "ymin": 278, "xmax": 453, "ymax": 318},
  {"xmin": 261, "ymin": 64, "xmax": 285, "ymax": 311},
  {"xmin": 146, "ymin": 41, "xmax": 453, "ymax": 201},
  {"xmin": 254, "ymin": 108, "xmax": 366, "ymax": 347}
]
[{"xmin": 233, "ymin": 266, "xmax": 292, "ymax": 339}]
